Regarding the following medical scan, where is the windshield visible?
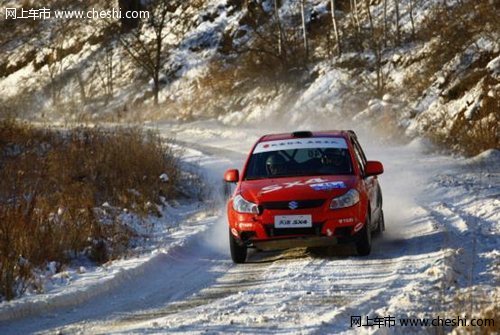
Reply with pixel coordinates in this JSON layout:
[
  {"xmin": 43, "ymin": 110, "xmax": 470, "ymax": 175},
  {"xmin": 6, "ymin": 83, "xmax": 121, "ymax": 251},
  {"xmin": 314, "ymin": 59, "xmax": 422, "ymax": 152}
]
[{"xmin": 244, "ymin": 137, "xmax": 353, "ymax": 180}]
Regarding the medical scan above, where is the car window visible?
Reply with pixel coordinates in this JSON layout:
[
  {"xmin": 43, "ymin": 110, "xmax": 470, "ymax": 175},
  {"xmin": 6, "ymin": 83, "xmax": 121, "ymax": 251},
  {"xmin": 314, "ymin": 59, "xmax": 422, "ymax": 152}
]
[
  {"xmin": 244, "ymin": 137, "xmax": 353, "ymax": 180},
  {"xmin": 353, "ymin": 138, "xmax": 368, "ymax": 164},
  {"xmin": 351, "ymin": 138, "xmax": 367, "ymax": 175},
  {"xmin": 289, "ymin": 148, "xmax": 323, "ymax": 163}
]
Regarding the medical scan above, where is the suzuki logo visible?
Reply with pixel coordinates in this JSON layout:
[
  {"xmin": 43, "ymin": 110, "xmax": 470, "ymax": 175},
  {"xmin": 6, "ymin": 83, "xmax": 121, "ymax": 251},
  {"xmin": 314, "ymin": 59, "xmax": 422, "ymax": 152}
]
[{"xmin": 288, "ymin": 201, "xmax": 299, "ymax": 210}]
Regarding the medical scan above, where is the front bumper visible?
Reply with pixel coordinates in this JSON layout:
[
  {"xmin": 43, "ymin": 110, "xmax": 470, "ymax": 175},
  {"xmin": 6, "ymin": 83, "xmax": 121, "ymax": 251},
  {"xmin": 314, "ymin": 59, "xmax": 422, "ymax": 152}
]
[{"xmin": 228, "ymin": 203, "xmax": 367, "ymax": 249}]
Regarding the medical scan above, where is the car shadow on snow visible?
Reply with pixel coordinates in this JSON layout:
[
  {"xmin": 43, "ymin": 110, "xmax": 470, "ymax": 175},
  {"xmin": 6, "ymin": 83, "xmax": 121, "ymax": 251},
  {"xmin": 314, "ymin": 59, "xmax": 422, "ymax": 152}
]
[{"xmin": 244, "ymin": 227, "xmax": 449, "ymax": 263}]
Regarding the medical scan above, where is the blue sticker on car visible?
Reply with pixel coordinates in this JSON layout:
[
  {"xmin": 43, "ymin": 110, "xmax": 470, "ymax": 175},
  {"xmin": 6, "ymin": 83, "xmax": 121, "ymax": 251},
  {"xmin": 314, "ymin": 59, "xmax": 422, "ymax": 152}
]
[{"xmin": 310, "ymin": 181, "xmax": 347, "ymax": 191}]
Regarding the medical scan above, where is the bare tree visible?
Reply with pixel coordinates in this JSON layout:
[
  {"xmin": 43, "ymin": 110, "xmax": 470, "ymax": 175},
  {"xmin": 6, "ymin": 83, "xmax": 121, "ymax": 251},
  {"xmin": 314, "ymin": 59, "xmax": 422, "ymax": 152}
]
[
  {"xmin": 300, "ymin": 0, "xmax": 309, "ymax": 62},
  {"xmin": 41, "ymin": 19, "xmax": 72, "ymax": 107},
  {"xmin": 352, "ymin": 0, "xmax": 361, "ymax": 32},
  {"xmin": 362, "ymin": 32, "xmax": 388, "ymax": 98},
  {"xmin": 394, "ymin": 0, "xmax": 401, "ymax": 45},
  {"xmin": 237, "ymin": 1, "xmax": 305, "ymax": 72},
  {"xmin": 330, "ymin": 0, "xmax": 342, "ymax": 56},
  {"xmin": 94, "ymin": 44, "xmax": 115, "ymax": 105},
  {"xmin": 364, "ymin": 0, "xmax": 374, "ymax": 38},
  {"xmin": 46, "ymin": 51, "xmax": 64, "ymax": 107},
  {"xmin": 118, "ymin": 0, "xmax": 188, "ymax": 105},
  {"xmin": 76, "ymin": 72, "xmax": 88, "ymax": 105},
  {"xmin": 349, "ymin": 0, "xmax": 363, "ymax": 50},
  {"xmin": 118, "ymin": 0, "xmax": 142, "ymax": 31},
  {"xmin": 373, "ymin": 38, "xmax": 386, "ymax": 97},
  {"xmin": 105, "ymin": 45, "xmax": 114, "ymax": 101},
  {"xmin": 358, "ymin": 1, "xmax": 390, "ymax": 97},
  {"xmin": 274, "ymin": 0, "xmax": 284, "ymax": 57},
  {"xmin": 409, "ymin": 0, "xmax": 416, "ymax": 40},
  {"xmin": 383, "ymin": 0, "xmax": 388, "ymax": 47}
]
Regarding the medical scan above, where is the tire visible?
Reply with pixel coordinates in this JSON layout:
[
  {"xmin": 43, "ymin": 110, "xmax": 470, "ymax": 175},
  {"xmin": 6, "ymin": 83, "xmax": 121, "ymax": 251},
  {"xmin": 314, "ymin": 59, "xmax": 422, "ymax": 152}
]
[
  {"xmin": 373, "ymin": 209, "xmax": 385, "ymax": 236},
  {"xmin": 229, "ymin": 229, "xmax": 247, "ymax": 263},
  {"xmin": 355, "ymin": 221, "xmax": 372, "ymax": 256}
]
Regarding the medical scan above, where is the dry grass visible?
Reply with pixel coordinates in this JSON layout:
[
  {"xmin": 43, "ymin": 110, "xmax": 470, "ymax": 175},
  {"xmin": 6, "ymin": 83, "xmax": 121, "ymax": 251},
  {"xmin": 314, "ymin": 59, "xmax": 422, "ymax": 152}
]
[
  {"xmin": 0, "ymin": 120, "xmax": 180, "ymax": 300},
  {"xmin": 450, "ymin": 288, "xmax": 500, "ymax": 334},
  {"xmin": 472, "ymin": 305, "xmax": 500, "ymax": 334}
]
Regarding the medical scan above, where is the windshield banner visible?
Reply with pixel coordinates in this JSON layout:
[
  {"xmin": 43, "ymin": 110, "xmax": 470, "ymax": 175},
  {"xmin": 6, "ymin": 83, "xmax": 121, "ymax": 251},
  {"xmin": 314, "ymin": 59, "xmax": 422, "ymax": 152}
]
[{"xmin": 253, "ymin": 137, "xmax": 348, "ymax": 154}]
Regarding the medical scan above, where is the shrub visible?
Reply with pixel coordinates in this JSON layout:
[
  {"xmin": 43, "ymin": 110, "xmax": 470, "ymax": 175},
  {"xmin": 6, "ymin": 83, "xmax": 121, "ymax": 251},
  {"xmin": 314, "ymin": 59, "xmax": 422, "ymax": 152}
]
[{"xmin": 0, "ymin": 120, "xmax": 180, "ymax": 300}]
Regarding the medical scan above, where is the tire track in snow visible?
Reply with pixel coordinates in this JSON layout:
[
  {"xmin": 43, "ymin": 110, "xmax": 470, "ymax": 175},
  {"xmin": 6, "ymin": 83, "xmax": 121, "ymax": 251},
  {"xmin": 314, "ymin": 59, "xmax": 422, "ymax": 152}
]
[
  {"xmin": 310, "ymin": 213, "xmax": 448, "ymax": 334},
  {"xmin": 83, "ymin": 225, "xmax": 445, "ymax": 334},
  {"xmin": 423, "ymin": 199, "xmax": 500, "ymax": 310}
]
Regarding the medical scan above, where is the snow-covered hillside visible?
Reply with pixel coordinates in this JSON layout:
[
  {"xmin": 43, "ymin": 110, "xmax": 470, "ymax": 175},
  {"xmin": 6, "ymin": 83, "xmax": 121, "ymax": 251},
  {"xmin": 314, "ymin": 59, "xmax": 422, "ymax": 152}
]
[{"xmin": 1, "ymin": 0, "xmax": 498, "ymax": 154}]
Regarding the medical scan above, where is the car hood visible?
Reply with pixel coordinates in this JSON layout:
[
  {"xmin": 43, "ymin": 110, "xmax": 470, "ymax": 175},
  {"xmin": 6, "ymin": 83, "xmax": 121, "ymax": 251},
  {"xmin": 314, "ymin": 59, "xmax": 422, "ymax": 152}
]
[{"xmin": 238, "ymin": 175, "xmax": 357, "ymax": 203}]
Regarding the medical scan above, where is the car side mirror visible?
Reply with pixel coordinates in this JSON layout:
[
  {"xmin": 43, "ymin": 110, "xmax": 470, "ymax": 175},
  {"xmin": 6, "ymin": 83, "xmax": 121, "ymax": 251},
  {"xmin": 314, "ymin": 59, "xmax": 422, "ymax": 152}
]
[
  {"xmin": 365, "ymin": 161, "xmax": 384, "ymax": 176},
  {"xmin": 224, "ymin": 169, "xmax": 239, "ymax": 183}
]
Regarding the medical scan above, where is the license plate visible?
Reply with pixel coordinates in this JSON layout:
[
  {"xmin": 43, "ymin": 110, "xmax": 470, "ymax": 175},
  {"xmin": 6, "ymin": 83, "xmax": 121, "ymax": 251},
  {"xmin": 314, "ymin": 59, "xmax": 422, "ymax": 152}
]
[{"xmin": 274, "ymin": 215, "xmax": 312, "ymax": 228}]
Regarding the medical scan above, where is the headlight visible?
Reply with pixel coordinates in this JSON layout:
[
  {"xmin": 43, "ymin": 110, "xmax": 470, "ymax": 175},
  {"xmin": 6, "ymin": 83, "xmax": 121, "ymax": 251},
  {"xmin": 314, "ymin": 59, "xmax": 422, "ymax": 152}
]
[
  {"xmin": 232, "ymin": 194, "xmax": 259, "ymax": 214},
  {"xmin": 330, "ymin": 189, "xmax": 360, "ymax": 209}
]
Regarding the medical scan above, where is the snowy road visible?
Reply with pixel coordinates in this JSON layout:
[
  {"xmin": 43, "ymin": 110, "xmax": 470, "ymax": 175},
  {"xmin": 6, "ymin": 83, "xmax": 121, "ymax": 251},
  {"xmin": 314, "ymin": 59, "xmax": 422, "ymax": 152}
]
[{"xmin": 1, "ymin": 122, "xmax": 498, "ymax": 334}]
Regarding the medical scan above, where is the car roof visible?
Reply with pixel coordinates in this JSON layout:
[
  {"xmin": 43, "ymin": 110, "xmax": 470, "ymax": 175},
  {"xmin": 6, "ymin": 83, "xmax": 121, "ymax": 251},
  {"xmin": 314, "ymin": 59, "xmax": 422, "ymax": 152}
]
[{"xmin": 258, "ymin": 130, "xmax": 354, "ymax": 142}]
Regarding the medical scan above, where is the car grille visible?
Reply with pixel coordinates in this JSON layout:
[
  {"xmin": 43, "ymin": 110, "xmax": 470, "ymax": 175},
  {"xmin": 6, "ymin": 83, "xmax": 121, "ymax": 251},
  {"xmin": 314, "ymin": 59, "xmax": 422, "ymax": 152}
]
[
  {"xmin": 260, "ymin": 199, "xmax": 325, "ymax": 211},
  {"xmin": 334, "ymin": 227, "xmax": 352, "ymax": 237},
  {"xmin": 265, "ymin": 222, "xmax": 324, "ymax": 237}
]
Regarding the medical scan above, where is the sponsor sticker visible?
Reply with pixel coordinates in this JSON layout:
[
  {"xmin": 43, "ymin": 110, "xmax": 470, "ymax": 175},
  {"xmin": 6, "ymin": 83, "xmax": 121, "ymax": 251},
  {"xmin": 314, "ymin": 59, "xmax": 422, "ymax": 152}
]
[
  {"xmin": 338, "ymin": 218, "xmax": 355, "ymax": 224},
  {"xmin": 238, "ymin": 222, "xmax": 254, "ymax": 229},
  {"xmin": 310, "ymin": 181, "xmax": 347, "ymax": 191},
  {"xmin": 253, "ymin": 137, "xmax": 348, "ymax": 154},
  {"xmin": 260, "ymin": 178, "xmax": 329, "ymax": 194}
]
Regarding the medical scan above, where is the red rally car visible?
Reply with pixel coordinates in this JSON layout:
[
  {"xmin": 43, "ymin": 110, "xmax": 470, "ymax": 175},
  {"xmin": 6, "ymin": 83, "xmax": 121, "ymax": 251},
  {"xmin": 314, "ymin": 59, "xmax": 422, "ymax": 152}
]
[{"xmin": 224, "ymin": 130, "xmax": 385, "ymax": 263}]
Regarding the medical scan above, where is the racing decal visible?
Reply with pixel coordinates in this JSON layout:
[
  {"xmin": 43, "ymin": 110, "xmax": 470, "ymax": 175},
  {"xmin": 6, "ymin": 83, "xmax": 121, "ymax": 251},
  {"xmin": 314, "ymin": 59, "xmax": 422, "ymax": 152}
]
[
  {"xmin": 253, "ymin": 137, "xmax": 348, "ymax": 154},
  {"xmin": 338, "ymin": 217, "xmax": 355, "ymax": 224},
  {"xmin": 238, "ymin": 222, "xmax": 254, "ymax": 229},
  {"xmin": 260, "ymin": 178, "xmax": 329, "ymax": 194},
  {"xmin": 310, "ymin": 181, "xmax": 347, "ymax": 191},
  {"xmin": 261, "ymin": 185, "xmax": 283, "ymax": 194},
  {"xmin": 353, "ymin": 222, "xmax": 364, "ymax": 232}
]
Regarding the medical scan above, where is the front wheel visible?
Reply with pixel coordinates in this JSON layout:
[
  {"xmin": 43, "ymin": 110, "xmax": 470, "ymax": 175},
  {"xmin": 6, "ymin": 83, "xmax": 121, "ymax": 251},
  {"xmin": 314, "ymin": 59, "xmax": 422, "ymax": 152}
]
[
  {"xmin": 355, "ymin": 222, "xmax": 372, "ymax": 256},
  {"xmin": 229, "ymin": 229, "xmax": 247, "ymax": 263}
]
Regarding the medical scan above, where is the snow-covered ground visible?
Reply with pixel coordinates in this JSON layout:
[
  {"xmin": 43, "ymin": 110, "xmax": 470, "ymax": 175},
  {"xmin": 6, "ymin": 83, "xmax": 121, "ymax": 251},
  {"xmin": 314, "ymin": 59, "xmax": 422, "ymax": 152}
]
[{"xmin": 0, "ymin": 120, "xmax": 498, "ymax": 334}]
